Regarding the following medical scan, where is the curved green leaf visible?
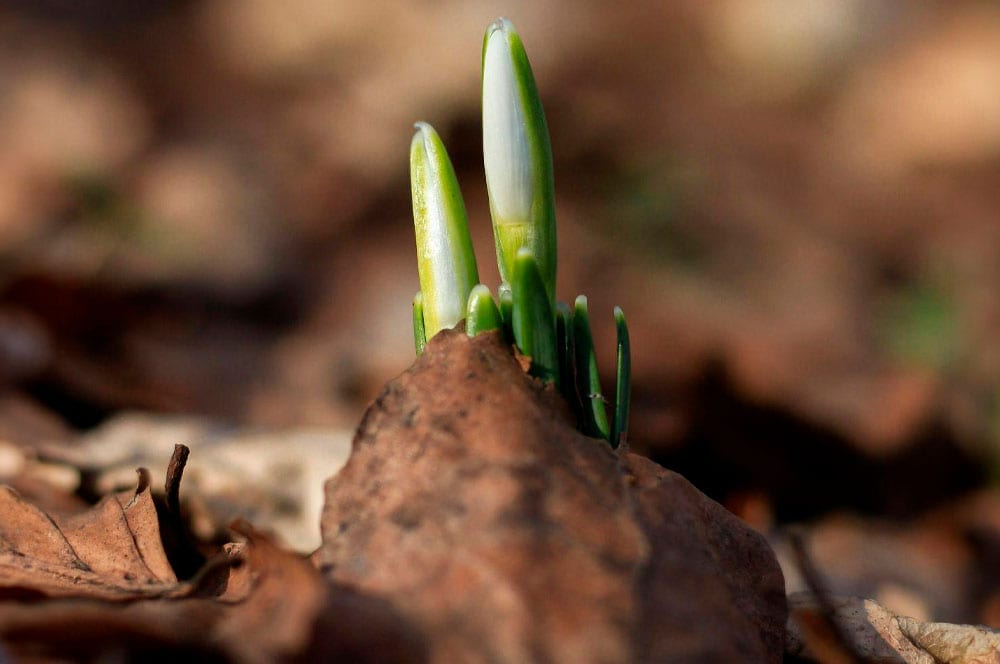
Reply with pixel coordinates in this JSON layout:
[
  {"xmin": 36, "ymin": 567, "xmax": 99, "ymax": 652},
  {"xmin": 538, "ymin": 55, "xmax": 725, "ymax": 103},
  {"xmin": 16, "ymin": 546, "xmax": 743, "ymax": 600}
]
[
  {"xmin": 611, "ymin": 306, "xmax": 631, "ymax": 448},
  {"xmin": 572, "ymin": 296, "xmax": 609, "ymax": 440},
  {"xmin": 511, "ymin": 249, "xmax": 558, "ymax": 384},
  {"xmin": 466, "ymin": 285, "xmax": 502, "ymax": 337}
]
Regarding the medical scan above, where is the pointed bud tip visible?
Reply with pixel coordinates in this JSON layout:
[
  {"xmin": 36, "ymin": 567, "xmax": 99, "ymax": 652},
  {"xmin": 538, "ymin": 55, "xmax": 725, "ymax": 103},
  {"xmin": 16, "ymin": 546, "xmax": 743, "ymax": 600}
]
[
  {"xmin": 486, "ymin": 17, "xmax": 515, "ymax": 38},
  {"xmin": 411, "ymin": 121, "xmax": 434, "ymax": 150}
]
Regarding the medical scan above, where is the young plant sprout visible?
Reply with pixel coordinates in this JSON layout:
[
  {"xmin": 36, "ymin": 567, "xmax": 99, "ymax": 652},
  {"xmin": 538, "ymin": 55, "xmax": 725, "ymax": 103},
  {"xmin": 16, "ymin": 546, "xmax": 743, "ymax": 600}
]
[
  {"xmin": 409, "ymin": 18, "xmax": 632, "ymax": 448},
  {"xmin": 466, "ymin": 284, "xmax": 502, "ymax": 337},
  {"xmin": 482, "ymin": 17, "xmax": 557, "ymax": 303},
  {"xmin": 410, "ymin": 122, "xmax": 479, "ymax": 341}
]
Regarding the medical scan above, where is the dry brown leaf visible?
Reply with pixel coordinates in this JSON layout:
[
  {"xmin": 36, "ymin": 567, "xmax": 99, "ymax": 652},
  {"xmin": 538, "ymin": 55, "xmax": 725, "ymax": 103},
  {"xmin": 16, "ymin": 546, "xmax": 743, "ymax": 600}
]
[
  {"xmin": 0, "ymin": 527, "xmax": 422, "ymax": 662},
  {"xmin": 40, "ymin": 413, "xmax": 351, "ymax": 552},
  {"xmin": 212, "ymin": 522, "xmax": 328, "ymax": 663},
  {"xmin": 213, "ymin": 523, "xmax": 424, "ymax": 663},
  {"xmin": 787, "ymin": 593, "xmax": 934, "ymax": 663},
  {"xmin": 0, "ymin": 469, "xmax": 182, "ymax": 601},
  {"xmin": 318, "ymin": 329, "xmax": 787, "ymax": 663},
  {"xmin": 897, "ymin": 617, "xmax": 1000, "ymax": 664},
  {"xmin": 787, "ymin": 592, "xmax": 1000, "ymax": 664},
  {"xmin": 0, "ymin": 450, "xmax": 421, "ymax": 661}
]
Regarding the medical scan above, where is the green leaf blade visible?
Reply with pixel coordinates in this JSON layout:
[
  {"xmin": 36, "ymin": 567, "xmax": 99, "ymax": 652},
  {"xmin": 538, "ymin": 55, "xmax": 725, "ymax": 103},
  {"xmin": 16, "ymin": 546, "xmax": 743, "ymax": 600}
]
[
  {"xmin": 612, "ymin": 306, "xmax": 631, "ymax": 448},
  {"xmin": 498, "ymin": 282, "xmax": 514, "ymax": 344},
  {"xmin": 466, "ymin": 285, "xmax": 502, "ymax": 337},
  {"xmin": 511, "ymin": 248, "xmax": 558, "ymax": 384},
  {"xmin": 412, "ymin": 291, "xmax": 427, "ymax": 355},
  {"xmin": 572, "ymin": 295, "xmax": 610, "ymax": 441}
]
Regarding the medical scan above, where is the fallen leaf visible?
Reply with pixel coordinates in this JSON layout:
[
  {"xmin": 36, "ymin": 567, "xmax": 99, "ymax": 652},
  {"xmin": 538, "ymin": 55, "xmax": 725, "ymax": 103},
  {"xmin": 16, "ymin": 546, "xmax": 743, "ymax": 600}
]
[
  {"xmin": 318, "ymin": 329, "xmax": 787, "ymax": 663},
  {"xmin": 786, "ymin": 593, "xmax": 934, "ymax": 664},
  {"xmin": 0, "ymin": 448, "xmax": 422, "ymax": 662},
  {"xmin": 897, "ymin": 617, "xmax": 1000, "ymax": 664},
  {"xmin": 0, "ymin": 469, "xmax": 181, "ymax": 601},
  {"xmin": 787, "ymin": 592, "xmax": 1000, "ymax": 664},
  {"xmin": 0, "ymin": 526, "xmax": 423, "ymax": 662}
]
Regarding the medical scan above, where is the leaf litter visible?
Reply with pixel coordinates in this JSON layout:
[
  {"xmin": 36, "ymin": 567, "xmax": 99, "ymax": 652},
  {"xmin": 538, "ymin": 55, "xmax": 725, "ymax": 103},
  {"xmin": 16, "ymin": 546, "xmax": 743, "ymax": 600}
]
[{"xmin": 0, "ymin": 444, "xmax": 417, "ymax": 662}]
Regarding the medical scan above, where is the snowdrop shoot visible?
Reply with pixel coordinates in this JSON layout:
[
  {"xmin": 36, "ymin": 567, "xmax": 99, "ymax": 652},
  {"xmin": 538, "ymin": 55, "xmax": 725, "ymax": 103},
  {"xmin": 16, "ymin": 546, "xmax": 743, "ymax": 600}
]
[
  {"xmin": 482, "ymin": 18, "xmax": 557, "ymax": 303},
  {"xmin": 407, "ymin": 18, "xmax": 631, "ymax": 448},
  {"xmin": 409, "ymin": 122, "xmax": 479, "ymax": 341}
]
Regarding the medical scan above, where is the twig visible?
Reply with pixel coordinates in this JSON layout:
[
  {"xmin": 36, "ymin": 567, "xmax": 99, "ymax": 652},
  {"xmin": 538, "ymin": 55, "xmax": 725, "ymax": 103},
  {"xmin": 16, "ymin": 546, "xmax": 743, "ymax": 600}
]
[{"xmin": 165, "ymin": 444, "xmax": 190, "ymax": 517}]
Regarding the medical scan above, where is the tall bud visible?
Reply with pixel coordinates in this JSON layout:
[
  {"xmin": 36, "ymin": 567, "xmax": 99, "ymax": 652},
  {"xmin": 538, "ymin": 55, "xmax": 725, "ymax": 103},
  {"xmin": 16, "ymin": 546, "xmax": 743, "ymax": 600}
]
[{"xmin": 482, "ymin": 18, "xmax": 556, "ymax": 302}]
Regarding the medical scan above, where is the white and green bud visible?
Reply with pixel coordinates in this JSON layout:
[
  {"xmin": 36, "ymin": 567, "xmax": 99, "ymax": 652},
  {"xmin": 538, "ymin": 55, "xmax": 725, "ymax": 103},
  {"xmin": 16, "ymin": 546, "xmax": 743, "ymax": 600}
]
[
  {"xmin": 482, "ymin": 18, "xmax": 557, "ymax": 302},
  {"xmin": 410, "ymin": 122, "xmax": 479, "ymax": 339}
]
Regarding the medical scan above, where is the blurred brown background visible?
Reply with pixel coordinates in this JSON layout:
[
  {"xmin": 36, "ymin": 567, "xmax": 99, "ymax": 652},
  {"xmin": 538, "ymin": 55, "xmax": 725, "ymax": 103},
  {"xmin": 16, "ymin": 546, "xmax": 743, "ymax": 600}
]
[{"xmin": 2, "ymin": 0, "xmax": 1000, "ymax": 625}]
